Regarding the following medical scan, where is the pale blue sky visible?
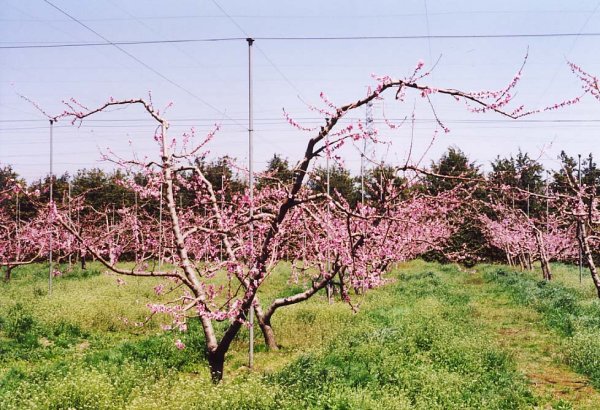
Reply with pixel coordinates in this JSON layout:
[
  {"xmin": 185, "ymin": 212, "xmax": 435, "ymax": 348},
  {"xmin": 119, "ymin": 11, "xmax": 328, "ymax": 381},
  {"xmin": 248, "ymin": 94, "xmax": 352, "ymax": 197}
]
[{"xmin": 1, "ymin": 0, "xmax": 599, "ymax": 180}]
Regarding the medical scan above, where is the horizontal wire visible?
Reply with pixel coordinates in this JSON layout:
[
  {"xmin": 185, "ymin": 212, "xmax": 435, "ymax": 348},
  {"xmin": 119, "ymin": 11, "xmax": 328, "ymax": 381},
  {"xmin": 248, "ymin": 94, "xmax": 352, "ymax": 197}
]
[{"xmin": 2, "ymin": 32, "xmax": 600, "ymax": 49}]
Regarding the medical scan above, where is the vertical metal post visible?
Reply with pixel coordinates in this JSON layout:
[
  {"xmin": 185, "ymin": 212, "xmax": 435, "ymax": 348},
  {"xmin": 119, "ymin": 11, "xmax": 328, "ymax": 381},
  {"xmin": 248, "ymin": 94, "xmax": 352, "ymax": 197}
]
[
  {"xmin": 380, "ymin": 167, "xmax": 383, "ymax": 202},
  {"xmin": 578, "ymin": 154, "xmax": 582, "ymax": 284},
  {"xmin": 220, "ymin": 173, "xmax": 225, "ymax": 261},
  {"xmin": 158, "ymin": 183, "xmax": 164, "ymax": 269},
  {"xmin": 134, "ymin": 190, "xmax": 138, "ymax": 264},
  {"xmin": 526, "ymin": 183, "xmax": 530, "ymax": 217},
  {"xmin": 158, "ymin": 121, "xmax": 170, "ymax": 269},
  {"xmin": 68, "ymin": 181, "xmax": 72, "ymax": 267},
  {"xmin": 545, "ymin": 174, "xmax": 549, "ymax": 232},
  {"xmin": 247, "ymin": 37, "xmax": 255, "ymax": 369},
  {"xmin": 360, "ymin": 152, "xmax": 365, "ymax": 205},
  {"xmin": 15, "ymin": 191, "xmax": 19, "ymax": 232},
  {"xmin": 588, "ymin": 154, "xmax": 594, "ymax": 213},
  {"xmin": 15, "ymin": 191, "xmax": 20, "ymax": 263},
  {"xmin": 363, "ymin": 100, "xmax": 373, "ymax": 205},
  {"xmin": 49, "ymin": 119, "xmax": 54, "ymax": 295},
  {"xmin": 326, "ymin": 134, "xmax": 332, "ymax": 304}
]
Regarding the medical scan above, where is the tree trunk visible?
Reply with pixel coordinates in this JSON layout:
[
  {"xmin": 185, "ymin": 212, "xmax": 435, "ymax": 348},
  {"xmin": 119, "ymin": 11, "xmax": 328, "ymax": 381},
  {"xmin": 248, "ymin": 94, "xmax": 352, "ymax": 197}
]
[
  {"xmin": 253, "ymin": 274, "xmax": 334, "ymax": 351},
  {"xmin": 81, "ymin": 254, "xmax": 86, "ymax": 270},
  {"xmin": 540, "ymin": 256, "xmax": 552, "ymax": 281},
  {"xmin": 207, "ymin": 350, "xmax": 225, "ymax": 383},
  {"xmin": 258, "ymin": 274, "xmax": 332, "ymax": 350},
  {"xmin": 534, "ymin": 228, "xmax": 552, "ymax": 281},
  {"xmin": 254, "ymin": 304, "xmax": 278, "ymax": 350},
  {"xmin": 584, "ymin": 248, "xmax": 600, "ymax": 299},
  {"xmin": 257, "ymin": 318, "xmax": 278, "ymax": 351},
  {"xmin": 580, "ymin": 223, "xmax": 600, "ymax": 298},
  {"xmin": 506, "ymin": 251, "xmax": 513, "ymax": 267},
  {"xmin": 3, "ymin": 266, "xmax": 12, "ymax": 282}
]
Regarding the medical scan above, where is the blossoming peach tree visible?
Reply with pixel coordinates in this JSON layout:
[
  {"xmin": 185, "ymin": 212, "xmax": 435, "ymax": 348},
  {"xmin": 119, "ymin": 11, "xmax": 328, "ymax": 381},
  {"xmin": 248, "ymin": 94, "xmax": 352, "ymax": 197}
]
[
  {"xmin": 45, "ymin": 59, "xmax": 566, "ymax": 381},
  {"xmin": 567, "ymin": 63, "xmax": 600, "ymax": 296},
  {"xmin": 0, "ymin": 184, "xmax": 75, "ymax": 281},
  {"xmin": 478, "ymin": 195, "xmax": 577, "ymax": 280}
]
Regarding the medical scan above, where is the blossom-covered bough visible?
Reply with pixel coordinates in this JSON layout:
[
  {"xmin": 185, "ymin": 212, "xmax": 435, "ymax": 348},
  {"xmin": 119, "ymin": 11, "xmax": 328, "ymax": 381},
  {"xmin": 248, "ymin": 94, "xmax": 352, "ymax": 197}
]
[{"xmin": 45, "ymin": 59, "xmax": 570, "ymax": 381}]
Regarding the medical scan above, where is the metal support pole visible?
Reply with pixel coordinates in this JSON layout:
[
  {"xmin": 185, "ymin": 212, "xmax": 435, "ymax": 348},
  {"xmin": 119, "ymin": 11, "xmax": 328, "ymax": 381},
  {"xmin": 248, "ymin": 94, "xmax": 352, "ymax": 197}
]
[
  {"xmin": 49, "ymin": 119, "xmax": 54, "ymax": 295},
  {"xmin": 380, "ymin": 168, "xmax": 383, "ymax": 202},
  {"xmin": 158, "ymin": 184, "xmax": 164, "ymax": 269},
  {"xmin": 68, "ymin": 181, "xmax": 72, "ymax": 267},
  {"xmin": 134, "ymin": 190, "xmax": 138, "ymax": 264},
  {"xmin": 247, "ymin": 37, "xmax": 255, "ymax": 369},
  {"xmin": 360, "ymin": 152, "xmax": 365, "ymax": 206},
  {"xmin": 545, "ymin": 174, "xmax": 549, "ymax": 233},
  {"xmin": 326, "ymin": 134, "xmax": 333, "ymax": 304},
  {"xmin": 220, "ymin": 173, "xmax": 225, "ymax": 261},
  {"xmin": 526, "ymin": 183, "xmax": 530, "ymax": 217},
  {"xmin": 363, "ymin": 100, "xmax": 373, "ymax": 206},
  {"xmin": 15, "ymin": 191, "xmax": 20, "ymax": 263},
  {"xmin": 578, "ymin": 154, "xmax": 582, "ymax": 284},
  {"xmin": 15, "ymin": 191, "xmax": 19, "ymax": 232}
]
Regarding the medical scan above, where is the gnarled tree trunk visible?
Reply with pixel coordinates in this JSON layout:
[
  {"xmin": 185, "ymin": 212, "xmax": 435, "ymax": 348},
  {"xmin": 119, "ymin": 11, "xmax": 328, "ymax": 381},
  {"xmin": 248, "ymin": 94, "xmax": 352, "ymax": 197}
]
[
  {"xmin": 579, "ymin": 222, "xmax": 600, "ymax": 298},
  {"xmin": 3, "ymin": 265, "xmax": 12, "ymax": 282},
  {"xmin": 254, "ymin": 304, "xmax": 278, "ymax": 350},
  {"xmin": 533, "ymin": 227, "xmax": 552, "ymax": 281},
  {"xmin": 207, "ymin": 349, "xmax": 225, "ymax": 383}
]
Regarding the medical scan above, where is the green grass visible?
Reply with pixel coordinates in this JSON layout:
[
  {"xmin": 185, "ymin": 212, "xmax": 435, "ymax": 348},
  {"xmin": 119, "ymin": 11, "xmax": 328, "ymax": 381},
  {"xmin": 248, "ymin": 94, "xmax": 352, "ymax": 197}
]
[
  {"xmin": 480, "ymin": 263, "xmax": 600, "ymax": 389},
  {"xmin": 0, "ymin": 260, "xmax": 598, "ymax": 408},
  {"xmin": 268, "ymin": 263, "xmax": 535, "ymax": 409}
]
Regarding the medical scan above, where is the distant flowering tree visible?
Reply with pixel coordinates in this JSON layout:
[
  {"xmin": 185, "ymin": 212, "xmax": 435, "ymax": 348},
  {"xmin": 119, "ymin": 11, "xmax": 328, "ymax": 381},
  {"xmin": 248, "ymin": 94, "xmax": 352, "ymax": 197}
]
[
  {"xmin": 562, "ymin": 63, "xmax": 600, "ymax": 297},
  {"xmin": 479, "ymin": 196, "xmax": 577, "ymax": 280},
  {"xmin": 44, "ymin": 58, "xmax": 573, "ymax": 381},
  {"xmin": 555, "ymin": 159, "xmax": 600, "ymax": 297},
  {"xmin": 0, "ymin": 187, "xmax": 73, "ymax": 281},
  {"xmin": 0, "ymin": 208, "xmax": 44, "ymax": 281},
  {"xmin": 1, "ymin": 182, "xmax": 36, "ymax": 280}
]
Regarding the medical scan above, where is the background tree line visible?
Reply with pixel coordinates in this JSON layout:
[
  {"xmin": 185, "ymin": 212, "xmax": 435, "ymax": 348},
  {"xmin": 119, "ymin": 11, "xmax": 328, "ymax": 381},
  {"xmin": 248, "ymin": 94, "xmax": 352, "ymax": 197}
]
[{"xmin": 2, "ymin": 147, "xmax": 598, "ymax": 265}]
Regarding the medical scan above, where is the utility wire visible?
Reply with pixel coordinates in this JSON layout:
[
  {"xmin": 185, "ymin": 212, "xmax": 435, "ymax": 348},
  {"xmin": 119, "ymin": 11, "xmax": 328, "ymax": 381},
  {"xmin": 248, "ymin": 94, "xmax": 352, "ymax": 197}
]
[
  {"xmin": 40, "ymin": 0, "xmax": 245, "ymax": 129},
  {"xmin": 105, "ymin": 0, "xmax": 230, "ymax": 87},
  {"xmin": 0, "ymin": 38, "xmax": 245, "ymax": 48},
  {"xmin": 209, "ymin": 0, "xmax": 306, "ymax": 98},
  {"xmin": 3, "ymin": 117, "xmax": 600, "ymax": 124},
  {"xmin": 4, "ymin": 32, "xmax": 600, "ymax": 49},
  {"xmin": 536, "ymin": 1, "xmax": 600, "ymax": 104},
  {"xmin": 423, "ymin": 0, "xmax": 433, "ymax": 65},
  {"xmin": 2, "ymin": 9, "xmax": 599, "ymax": 22}
]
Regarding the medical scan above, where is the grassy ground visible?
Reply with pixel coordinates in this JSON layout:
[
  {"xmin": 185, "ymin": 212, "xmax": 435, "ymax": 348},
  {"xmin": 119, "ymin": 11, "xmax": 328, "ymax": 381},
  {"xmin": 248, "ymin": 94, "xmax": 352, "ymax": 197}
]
[{"xmin": 0, "ymin": 260, "xmax": 598, "ymax": 409}]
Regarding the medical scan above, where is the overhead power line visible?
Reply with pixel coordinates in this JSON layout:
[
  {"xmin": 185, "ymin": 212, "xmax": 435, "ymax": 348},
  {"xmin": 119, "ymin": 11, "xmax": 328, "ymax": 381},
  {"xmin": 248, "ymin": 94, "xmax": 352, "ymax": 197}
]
[
  {"xmin": 4, "ymin": 32, "xmax": 600, "ymax": 49},
  {"xmin": 209, "ymin": 0, "xmax": 306, "ymax": 98},
  {"xmin": 0, "ymin": 38, "xmax": 247, "ymax": 49},
  {"xmin": 3, "ymin": 117, "xmax": 600, "ymax": 124},
  {"xmin": 39, "ymin": 0, "xmax": 245, "ymax": 129}
]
